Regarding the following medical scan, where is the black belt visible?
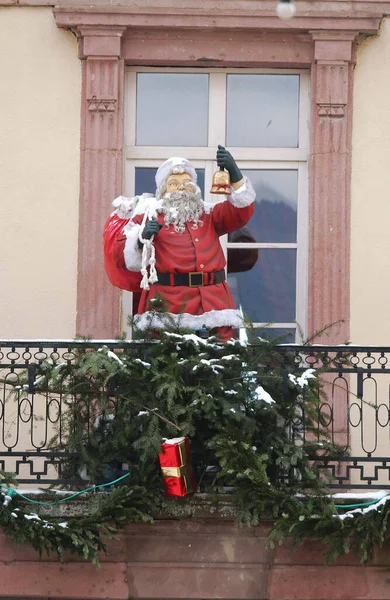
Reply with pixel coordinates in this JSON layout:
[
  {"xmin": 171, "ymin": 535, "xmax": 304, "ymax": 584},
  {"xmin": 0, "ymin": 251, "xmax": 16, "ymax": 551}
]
[{"xmin": 156, "ymin": 269, "xmax": 225, "ymax": 287}]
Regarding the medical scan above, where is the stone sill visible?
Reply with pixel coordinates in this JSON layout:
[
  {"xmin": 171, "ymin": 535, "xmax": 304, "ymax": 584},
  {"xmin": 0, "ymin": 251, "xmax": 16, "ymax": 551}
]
[
  {"xmin": 15, "ymin": 489, "xmax": 387, "ymax": 519},
  {"xmin": 15, "ymin": 491, "xmax": 238, "ymax": 519}
]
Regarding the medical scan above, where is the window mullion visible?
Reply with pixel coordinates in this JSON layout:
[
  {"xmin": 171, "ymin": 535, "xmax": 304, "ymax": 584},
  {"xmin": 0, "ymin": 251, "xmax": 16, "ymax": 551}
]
[
  {"xmin": 298, "ymin": 72, "xmax": 310, "ymax": 152},
  {"xmin": 204, "ymin": 161, "xmax": 214, "ymax": 204},
  {"xmin": 126, "ymin": 147, "xmax": 218, "ymax": 160},
  {"xmin": 125, "ymin": 71, "xmax": 137, "ymax": 147},
  {"xmin": 124, "ymin": 161, "xmax": 135, "ymax": 197},
  {"xmin": 227, "ymin": 243, "xmax": 298, "ymax": 249},
  {"xmin": 296, "ymin": 162, "xmax": 309, "ymax": 340},
  {"xmin": 126, "ymin": 147, "xmax": 306, "ymax": 162},
  {"xmin": 252, "ymin": 323, "xmax": 297, "ymax": 328},
  {"xmin": 121, "ymin": 291, "xmax": 134, "ymax": 339},
  {"xmin": 208, "ymin": 72, "xmax": 227, "ymax": 148}
]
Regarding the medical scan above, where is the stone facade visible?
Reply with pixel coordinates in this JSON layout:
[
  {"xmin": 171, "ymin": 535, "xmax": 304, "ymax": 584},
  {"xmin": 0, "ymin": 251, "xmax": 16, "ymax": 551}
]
[
  {"xmin": 1, "ymin": 518, "xmax": 390, "ymax": 599},
  {"xmin": 2, "ymin": 1, "xmax": 390, "ymax": 344}
]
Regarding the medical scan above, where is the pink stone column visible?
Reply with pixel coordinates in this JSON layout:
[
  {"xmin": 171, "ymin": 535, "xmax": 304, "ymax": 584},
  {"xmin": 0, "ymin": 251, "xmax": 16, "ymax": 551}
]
[
  {"xmin": 309, "ymin": 33, "xmax": 357, "ymax": 448},
  {"xmin": 77, "ymin": 27, "xmax": 126, "ymax": 338},
  {"xmin": 309, "ymin": 32, "xmax": 356, "ymax": 345}
]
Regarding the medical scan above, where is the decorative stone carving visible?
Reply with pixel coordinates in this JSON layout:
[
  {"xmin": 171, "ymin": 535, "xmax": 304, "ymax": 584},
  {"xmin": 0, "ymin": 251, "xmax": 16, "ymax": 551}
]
[
  {"xmin": 317, "ymin": 103, "xmax": 346, "ymax": 118},
  {"xmin": 87, "ymin": 97, "xmax": 117, "ymax": 112}
]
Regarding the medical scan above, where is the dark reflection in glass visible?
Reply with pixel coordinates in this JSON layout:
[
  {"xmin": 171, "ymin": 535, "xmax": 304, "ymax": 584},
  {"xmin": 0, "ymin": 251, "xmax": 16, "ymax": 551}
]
[
  {"xmin": 245, "ymin": 328, "xmax": 296, "ymax": 343},
  {"xmin": 135, "ymin": 168, "xmax": 205, "ymax": 198},
  {"xmin": 228, "ymin": 249, "xmax": 296, "ymax": 323},
  {"xmin": 226, "ymin": 74, "xmax": 299, "ymax": 148},
  {"xmin": 227, "ymin": 227, "xmax": 259, "ymax": 274},
  {"xmin": 241, "ymin": 170, "xmax": 298, "ymax": 243},
  {"xmin": 136, "ymin": 73, "xmax": 209, "ymax": 146}
]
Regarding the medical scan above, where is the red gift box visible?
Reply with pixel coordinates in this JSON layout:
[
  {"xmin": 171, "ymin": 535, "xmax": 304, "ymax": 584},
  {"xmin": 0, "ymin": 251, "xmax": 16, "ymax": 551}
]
[{"xmin": 159, "ymin": 437, "xmax": 196, "ymax": 497}]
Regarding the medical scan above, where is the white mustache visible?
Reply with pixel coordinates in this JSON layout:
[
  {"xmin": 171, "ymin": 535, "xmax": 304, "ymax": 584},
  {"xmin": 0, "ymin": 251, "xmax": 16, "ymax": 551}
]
[{"xmin": 162, "ymin": 189, "xmax": 203, "ymax": 234}]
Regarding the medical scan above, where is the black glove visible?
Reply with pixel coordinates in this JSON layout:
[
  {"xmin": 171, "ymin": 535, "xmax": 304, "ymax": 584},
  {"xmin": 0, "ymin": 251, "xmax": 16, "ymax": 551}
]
[
  {"xmin": 138, "ymin": 219, "xmax": 163, "ymax": 249},
  {"xmin": 216, "ymin": 145, "xmax": 243, "ymax": 184}
]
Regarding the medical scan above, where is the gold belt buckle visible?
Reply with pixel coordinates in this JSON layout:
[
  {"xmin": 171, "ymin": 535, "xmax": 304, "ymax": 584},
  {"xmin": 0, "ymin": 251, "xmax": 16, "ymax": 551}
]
[{"xmin": 189, "ymin": 272, "xmax": 204, "ymax": 287}]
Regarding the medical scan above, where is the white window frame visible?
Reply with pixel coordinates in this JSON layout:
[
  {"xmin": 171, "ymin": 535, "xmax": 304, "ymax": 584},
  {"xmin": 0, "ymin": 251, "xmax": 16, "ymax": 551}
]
[{"xmin": 123, "ymin": 67, "xmax": 310, "ymax": 341}]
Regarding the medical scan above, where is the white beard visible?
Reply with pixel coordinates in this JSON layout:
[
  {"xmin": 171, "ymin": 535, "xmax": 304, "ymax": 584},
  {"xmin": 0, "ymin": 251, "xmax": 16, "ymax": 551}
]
[{"xmin": 161, "ymin": 187, "xmax": 204, "ymax": 234}]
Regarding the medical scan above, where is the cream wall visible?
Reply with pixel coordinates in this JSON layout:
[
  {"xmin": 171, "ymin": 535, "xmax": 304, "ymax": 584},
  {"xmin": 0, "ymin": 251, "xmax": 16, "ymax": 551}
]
[
  {"xmin": 0, "ymin": 8, "xmax": 80, "ymax": 338},
  {"xmin": 351, "ymin": 17, "xmax": 390, "ymax": 344}
]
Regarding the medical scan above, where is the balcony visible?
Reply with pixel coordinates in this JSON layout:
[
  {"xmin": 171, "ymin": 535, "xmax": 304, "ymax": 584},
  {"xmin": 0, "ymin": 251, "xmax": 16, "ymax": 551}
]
[{"xmin": 1, "ymin": 339, "xmax": 389, "ymax": 492}]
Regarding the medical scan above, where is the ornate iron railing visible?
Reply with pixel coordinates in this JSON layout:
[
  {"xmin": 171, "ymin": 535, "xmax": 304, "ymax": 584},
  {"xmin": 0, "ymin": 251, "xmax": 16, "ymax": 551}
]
[{"xmin": 1, "ymin": 340, "xmax": 390, "ymax": 490}]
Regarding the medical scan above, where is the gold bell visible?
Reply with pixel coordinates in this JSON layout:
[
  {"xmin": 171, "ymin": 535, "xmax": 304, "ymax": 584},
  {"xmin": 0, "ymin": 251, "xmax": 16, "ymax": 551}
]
[{"xmin": 210, "ymin": 167, "xmax": 231, "ymax": 195}]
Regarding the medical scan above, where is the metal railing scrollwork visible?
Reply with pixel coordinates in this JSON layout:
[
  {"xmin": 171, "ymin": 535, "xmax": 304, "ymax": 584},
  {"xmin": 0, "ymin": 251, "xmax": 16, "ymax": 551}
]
[{"xmin": 1, "ymin": 341, "xmax": 390, "ymax": 489}]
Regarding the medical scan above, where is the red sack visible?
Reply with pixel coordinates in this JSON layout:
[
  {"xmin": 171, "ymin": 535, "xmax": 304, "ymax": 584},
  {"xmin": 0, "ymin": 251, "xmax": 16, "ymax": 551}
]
[{"xmin": 103, "ymin": 214, "xmax": 142, "ymax": 293}]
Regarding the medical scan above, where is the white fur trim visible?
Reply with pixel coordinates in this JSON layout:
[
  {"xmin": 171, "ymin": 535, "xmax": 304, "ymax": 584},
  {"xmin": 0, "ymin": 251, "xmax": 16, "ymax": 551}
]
[
  {"xmin": 226, "ymin": 176, "xmax": 256, "ymax": 208},
  {"xmin": 133, "ymin": 197, "xmax": 162, "ymax": 219},
  {"xmin": 112, "ymin": 195, "xmax": 138, "ymax": 220},
  {"xmin": 155, "ymin": 157, "xmax": 197, "ymax": 190},
  {"xmin": 112, "ymin": 193, "xmax": 156, "ymax": 220},
  {"xmin": 134, "ymin": 309, "xmax": 243, "ymax": 330},
  {"xmin": 123, "ymin": 223, "xmax": 143, "ymax": 271}
]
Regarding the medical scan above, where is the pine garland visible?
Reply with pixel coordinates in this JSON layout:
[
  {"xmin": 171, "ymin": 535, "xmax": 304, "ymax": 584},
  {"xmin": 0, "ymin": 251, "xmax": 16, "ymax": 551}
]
[
  {"xmin": 1, "ymin": 314, "xmax": 389, "ymax": 565},
  {"xmin": 0, "ymin": 472, "xmax": 160, "ymax": 565}
]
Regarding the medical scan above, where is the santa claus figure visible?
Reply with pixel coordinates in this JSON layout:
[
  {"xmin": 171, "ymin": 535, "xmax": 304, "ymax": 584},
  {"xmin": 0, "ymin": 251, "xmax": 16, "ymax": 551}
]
[{"xmin": 104, "ymin": 146, "xmax": 255, "ymax": 341}]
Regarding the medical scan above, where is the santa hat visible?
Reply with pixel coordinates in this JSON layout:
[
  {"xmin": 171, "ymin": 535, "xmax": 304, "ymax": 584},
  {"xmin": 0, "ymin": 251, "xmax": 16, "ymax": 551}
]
[{"xmin": 155, "ymin": 157, "xmax": 197, "ymax": 190}]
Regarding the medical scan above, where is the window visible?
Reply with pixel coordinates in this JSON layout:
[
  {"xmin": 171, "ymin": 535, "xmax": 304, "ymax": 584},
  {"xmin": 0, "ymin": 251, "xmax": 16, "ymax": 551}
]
[{"xmin": 123, "ymin": 68, "xmax": 309, "ymax": 341}]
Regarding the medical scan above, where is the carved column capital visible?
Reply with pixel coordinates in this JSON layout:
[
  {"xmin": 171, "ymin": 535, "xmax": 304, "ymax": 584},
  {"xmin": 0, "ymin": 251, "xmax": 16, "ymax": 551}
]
[
  {"xmin": 310, "ymin": 30, "xmax": 358, "ymax": 118},
  {"xmin": 311, "ymin": 30, "xmax": 358, "ymax": 64},
  {"xmin": 73, "ymin": 25, "xmax": 127, "ymax": 60}
]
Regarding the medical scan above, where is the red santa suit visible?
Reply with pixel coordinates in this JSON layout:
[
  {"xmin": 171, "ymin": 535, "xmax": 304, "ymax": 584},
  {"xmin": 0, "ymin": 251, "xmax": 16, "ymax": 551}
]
[{"xmin": 104, "ymin": 177, "xmax": 255, "ymax": 338}]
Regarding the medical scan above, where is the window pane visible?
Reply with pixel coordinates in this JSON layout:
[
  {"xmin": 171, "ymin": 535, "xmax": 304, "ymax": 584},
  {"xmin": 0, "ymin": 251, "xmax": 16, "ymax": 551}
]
[
  {"xmin": 136, "ymin": 74, "xmax": 209, "ymax": 146},
  {"xmin": 240, "ymin": 169, "xmax": 298, "ymax": 243},
  {"xmin": 135, "ymin": 167, "xmax": 205, "ymax": 197},
  {"xmin": 226, "ymin": 74, "xmax": 299, "ymax": 147},
  {"xmin": 228, "ymin": 249, "xmax": 296, "ymax": 323}
]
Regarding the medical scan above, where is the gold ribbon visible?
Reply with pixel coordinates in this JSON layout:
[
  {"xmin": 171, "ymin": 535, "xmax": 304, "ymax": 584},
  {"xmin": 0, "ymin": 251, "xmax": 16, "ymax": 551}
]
[{"xmin": 161, "ymin": 466, "xmax": 185, "ymax": 477}]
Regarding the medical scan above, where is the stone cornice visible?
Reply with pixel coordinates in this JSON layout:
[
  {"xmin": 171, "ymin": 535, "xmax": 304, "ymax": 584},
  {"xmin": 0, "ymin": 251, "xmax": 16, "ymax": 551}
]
[
  {"xmin": 53, "ymin": 1, "xmax": 384, "ymax": 35},
  {"xmin": 51, "ymin": 0, "xmax": 390, "ymax": 15}
]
